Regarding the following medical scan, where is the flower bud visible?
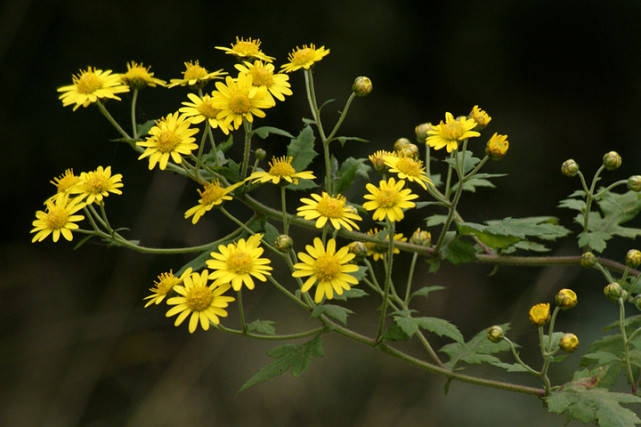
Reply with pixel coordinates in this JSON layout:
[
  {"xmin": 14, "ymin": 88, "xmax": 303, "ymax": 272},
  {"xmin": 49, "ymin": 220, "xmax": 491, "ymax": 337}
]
[
  {"xmin": 410, "ymin": 228, "xmax": 432, "ymax": 246},
  {"xmin": 274, "ymin": 234, "xmax": 293, "ymax": 252},
  {"xmin": 561, "ymin": 159, "xmax": 579, "ymax": 177},
  {"xmin": 415, "ymin": 122, "xmax": 433, "ymax": 144},
  {"xmin": 352, "ymin": 76, "xmax": 372, "ymax": 97},
  {"xmin": 469, "ymin": 105, "xmax": 492, "ymax": 130},
  {"xmin": 486, "ymin": 325, "xmax": 504, "ymax": 343},
  {"xmin": 581, "ymin": 252, "xmax": 597, "ymax": 268},
  {"xmin": 393, "ymin": 138, "xmax": 411, "ymax": 152},
  {"xmin": 347, "ymin": 241, "xmax": 368, "ymax": 262},
  {"xmin": 528, "ymin": 303, "xmax": 551, "ymax": 327},
  {"xmin": 369, "ymin": 150, "xmax": 391, "ymax": 174},
  {"xmin": 634, "ymin": 296, "xmax": 641, "ymax": 311},
  {"xmin": 602, "ymin": 151, "xmax": 622, "ymax": 170},
  {"xmin": 628, "ymin": 176, "xmax": 641, "ymax": 192},
  {"xmin": 604, "ymin": 282, "xmax": 627, "ymax": 301},
  {"xmin": 559, "ymin": 333, "xmax": 579, "ymax": 353},
  {"xmin": 255, "ymin": 148, "xmax": 267, "ymax": 161},
  {"xmin": 485, "ymin": 133, "xmax": 509, "ymax": 160},
  {"xmin": 400, "ymin": 143, "xmax": 419, "ymax": 159},
  {"xmin": 555, "ymin": 288, "xmax": 578, "ymax": 310},
  {"xmin": 626, "ymin": 249, "xmax": 641, "ymax": 268}
]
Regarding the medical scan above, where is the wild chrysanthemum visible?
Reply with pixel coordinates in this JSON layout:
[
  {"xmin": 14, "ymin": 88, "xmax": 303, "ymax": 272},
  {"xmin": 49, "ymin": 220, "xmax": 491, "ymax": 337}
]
[
  {"xmin": 292, "ymin": 238, "xmax": 359, "ymax": 303},
  {"xmin": 210, "ymin": 74, "xmax": 275, "ymax": 130},
  {"xmin": 207, "ymin": 234, "xmax": 273, "ymax": 291},
  {"xmin": 248, "ymin": 156, "xmax": 315, "ymax": 185},
  {"xmin": 469, "ymin": 105, "xmax": 491, "ymax": 130},
  {"xmin": 165, "ymin": 268, "xmax": 235, "ymax": 333},
  {"xmin": 144, "ymin": 270, "xmax": 183, "ymax": 307},
  {"xmin": 426, "ymin": 112, "xmax": 480, "ymax": 153},
  {"xmin": 383, "ymin": 153, "xmax": 432, "ymax": 190},
  {"xmin": 31, "ymin": 195, "xmax": 85, "ymax": 243},
  {"xmin": 68, "ymin": 165, "xmax": 123, "ymax": 205},
  {"xmin": 121, "ymin": 61, "xmax": 166, "ymax": 89},
  {"xmin": 46, "ymin": 169, "xmax": 81, "ymax": 202},
  {"xmin": 297, "ymin": 192, "xmax": 362, "ymax": 231},
  {"xmin": 136, "ymin": 113, "xmax": 199, "ymax": 170},
  {"xmin": 184, "ymin": 180, "xmax": 243, "ymax": 224},
  {"xmin": 369, "ymin": 150, "xmax": 394, "ymax": 174},
  {"xmin": 215, "ymin": 37, "xmax": 275, "ymax": 63},
  {"xmin": 365, "ymin": 228, "xmax": 407, "ymax": 261},
  {"xmin": 179, "ymin": 93, "xmax": 229, "ymax": 134},
  {"xmin": 281, "ymin": 44, "xmax": 330, "ymax": 73},
  {"xmin": 57, "ymin": 67, "xmax": 129, "ymax": 111},
  {"xmin": 235, "ymin": 60, "xmax": 292, "ymax": 102},
  {"xmin": 363, "ymin": 177, "xmax": 418, "ymax": 222},
  {"xmin": 168, "ymin": 60, "xmax": 226, "ymax": 89},
  {"xmin": 485, "ymin": 133, "xmax": 509, "ymax": 160}
]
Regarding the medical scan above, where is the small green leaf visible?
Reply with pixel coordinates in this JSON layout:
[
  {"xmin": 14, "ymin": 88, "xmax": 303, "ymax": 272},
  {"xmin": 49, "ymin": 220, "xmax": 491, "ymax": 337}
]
[
  {"xmin": 286, "ymin": 178, "xmax": 319, "ymax": 191},
  {"xmin": 136, "ymin": 119, "xmax": 155, "ymax": 137},
  {"xmin": 578, "ymin": 231, "xmax": 610, "ymax": 253},
  {"xmin": 311, "ymin": 304, "xmax": 353, "ymax": 325},
  {"xmin": 335, "ymin": 136, "xmax": 369, "ymax": 147},
  {"xmin": 441, "ymin": 238, "xmax": 477, "ymax": 265},
  {"xmin": 440, "ymin": 323, "xmax": 512, "ymax": 370},
  {"xmin": 287, "ymin": 126, "xmax": 317, "ymax": 171},
  {"xmin": 425, "ymin": 214, "xmax": 448, "ymax": 227},
  {"xmin": 410, "ymin": 286, "xmax": 446, "ymax": 301},
  {"xmin": 558, "ymin": 198, "xmax": 587, "ymax": 212},
  {"xmin": 247, "ymin": 320, "xmax": 276, "ymax": 335},
  {"xmin": 489, "ymin": 361, "xmax": 530, "ymax": 372},
  {"xmin": 416, "ymin": 317, "xmax": 464, "ymax": 343},
  {"xmin": 251, "ymin": 126, "xmax": 294, "ymax": 140},
  {"xmin": 332, "ymin": 287, "xmax": 368, "ymax": 301},
  {"xmin": 381, "ymin": 321, "xmax": 409, "ymax": 341},
  {"xmin": 334, "ymin": 157, "xmax": 371, "ymax": 195}
]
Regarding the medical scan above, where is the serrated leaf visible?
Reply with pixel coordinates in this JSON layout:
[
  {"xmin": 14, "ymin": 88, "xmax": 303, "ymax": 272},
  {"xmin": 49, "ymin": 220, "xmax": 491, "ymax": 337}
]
[
  {"xmin": 334, "ymin": 157, "xmax": 371, "ymax": 195},
  {"xmin": 417, "ymin": 317, "xmax": 464, "ymax": 343},
  {"xmin": 311, "ymin": 304, "xmax": 353, "ymax": 325},
  {"xmin": 410, "ymin": 286, "xmax": 446, "ymax": 301},
  {"xmin": 440, "ymin": 323, "xmax": 512, "ymax": 369},
  {"xmin": 440, "ymin": 238, "xmax": 477, "ymax": 265},
  {"xmin": 332, "ymin": 287, "xmax": 368, "ymax": 301},
  {"xmin": 287, "ymin": 126, "xmax": 317, "ymax": 171},
  {"xmin": 583, "ymin": 191, "xmax": 641, "ymax": 248},
  {"xmin": 578, "ymin": 231, "xmax": 610, "ymax": 253},
  {"xmin": 443, "ymin": 150, "xmax": 481, "ymax": 174},
  {"xmin": 251, "ymin": 126, "xmax": 294, "ymax": 140},
  {"xmin": 451, "ymin": 173, "xmax": 507, "ymax": 193},
  {"xmin": 247, "ymin": 320, "xmax": 276, "ymax": 335},
  {"xmin": 261, "ymin": 222, "xmax": 281, "ymax": 249},
  {"xmin": 558, "ymin": 198, "xmax": 587, "ymax": 212},
  {"xmin": 489, "ymin": 361, "xmax": 530, "ymax": 372},
  {"xmin": 238, "ymin": 334, "xmax": 323, "ymax": 393},
  {"xmin": 381, "ymin": 321, "xmax": 409, "ymax": 341}
]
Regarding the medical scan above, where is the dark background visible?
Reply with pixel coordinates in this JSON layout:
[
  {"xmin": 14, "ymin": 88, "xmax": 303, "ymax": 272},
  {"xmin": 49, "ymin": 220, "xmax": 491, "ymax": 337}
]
[{"xmin": 4, "ymin": 1, "xmax": 641, "ymax": 425}]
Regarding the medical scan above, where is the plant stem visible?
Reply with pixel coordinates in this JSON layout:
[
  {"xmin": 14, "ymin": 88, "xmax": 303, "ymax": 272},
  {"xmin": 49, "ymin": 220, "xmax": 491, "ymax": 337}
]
[
  {"xmin": 619, "ymin": 297, "xmax": 637, "ymax": 393},
  {"xmin": 376, "ymin": 220, "xmax": 396, "ymax": 342}
]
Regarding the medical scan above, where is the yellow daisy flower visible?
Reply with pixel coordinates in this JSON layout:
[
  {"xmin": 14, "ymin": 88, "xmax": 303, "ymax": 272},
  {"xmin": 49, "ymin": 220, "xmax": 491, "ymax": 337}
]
[
  {"xmin": 235, "ymin": 60, "xmax": 292, "ymax": 102},
  {"xmin": 206, "ymin": 234, "xmax": 273, "ymax": 291},
  {"xmin": 292, "ymin": 238, "xmax": 359, "ymax": 303},
  {"xmin": 248, "ymin": 156, "xmax": 315, "ymax": 185},
  {"xmin": 215, "ymin": 36, "xmax": 275, "ymax": 62},
  {"xmin": 143, "ymin": 270, "xmax": 183, "ymax": 307},
  {"xmin": 121, "ymin": 61, "xmax": 166, "ymax": 89},
  {"xmin": 369, "ymin": 150, "xmax": 393, "ymax": 174},
  {"xmin": 179, "ymin": 92, "xmax": 230, "ymax": 135},
  {"xmin": 165, "ymin": 268, "xmax": 235, "ymax": 333},
  {"xmin": 168, "ymin": 60, "xmax": 226, "ymax": 89},
  {"xmin": 281, "ymin": 44, "xmax": 330, "ymax": 73},
  {"xmin": 426, "ymin": 112, "xmax": 480, "ymax": 153},
  {"xmin": 57, "ymin": 67, "xmax": 129, "ymax": 111},
  {"xmin": 297, "ymin": 192, "xmax": 362, "ymax": 231},
  {"xmin": 184, "ymin": 180, "xmax": 243, "ymax": 224},
  {"xmin": 383, "ymin": 153, "xmax": 433, "ymax": 190},
  {"xmin": 365, "ymin": 228, "xmax": 407, "ymax": 261},
  {"xmin": 363, "ymin": 177, "xmax": 418, "ymax": 222},
  {"xmin": 469, "ymin": 105, "xmax": 491, "ymax": 130},
  {"xmin": 68, "ymin": 165, "xmax": 123, "ymax": 205},
  {"xmin": 46, "ymin": 169, "xmax": 80, "ymax": 203},
  {"xmin": 31, "ymin": 195, "xmax": 85, "ymax": 243},
  {"xmin": 210, "ymin": 74, "xmax": 275, "ymax": 130},
  {"xmin": 136, "ymin": 113, "xmax": 199, "ymax": 170},
  {"xmin": 485, "ymin": 133, "xmax": 509, "ymax": 160}
]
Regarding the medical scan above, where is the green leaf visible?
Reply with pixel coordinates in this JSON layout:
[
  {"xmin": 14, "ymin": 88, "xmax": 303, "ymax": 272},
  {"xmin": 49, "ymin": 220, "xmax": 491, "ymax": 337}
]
[
  {"xmin": 311, "ymin": 304, "xmax": 353, "ymax": 325},
  {"xmin": 582, "ymin": 191, "xmax": 641, "ymax": 250},
  {"xmin": 558, "ymin": 198, "xmax": 587, "ymax": 212},
  {"xmin": 136, "ymin": 119, "xmax": 155, "ymax": 137},
  {"xmin": 418, "ymin": 317, "xmax": 464, "ymax": 343},
  {"xmin": 335, "ymin": 136, "xmax": 369, "ymax": 147},
  {"xmin": 238, "ymin": 334, "xmax": 324, "ymax": 393},
  {"xmin": 440, "ymin": 238, "xmax": 477, "ymax": 265},
  {"xmin": 489, "ymin": 362, "xmax": 530, "ymax": 372},
  {"xmin": 332, "ymin": 287, "xmax": 368, "ymax": 301},
  {"xmin": 578, "ymin": 231, "xmax": 610, "ymax": 253},
  {"xmin": 247, "ymin": 320, "xmax": 276, "ymax": 335},
  {"xmin": 443, "ymin": 150, "xmax": 482, "ymax": 174},
  {"xmin": 251, "ymin": 126, "xmax": 294, "ymax": 140},
  {"xmin": 425, "ymin": 214, "xmax": 449, "ymax": 227},
  {"xmin": 440, "ymin": 323, "xmax": 512, "ymax": 370},
  {"xmin": 261, "ymin": 222, "xmax": 281, "ymax": 249},
  {"xmin": 381, "ymin": 321, "xmax": 409, "ymax": 341},
  {"xmin": 287, "ymin": 126, "xmax": 317, "ymax": 171},
  {"xmin": 451, "ymin": 173, "xmax": 507, "ymax": 193},
  {"xmin": 286, "ymin": 178, "xmax": 319, "ymax": 191},
  {"xmin": 334, "ymin": 157, "xmax": 371, "ymax": 195},
  {"xmin": 410, "ymin": 286, "xmax": 446, "ymax": 301},
  {"xmin": 457, "ymin": 222, "xmax": 521, "ymax": 249}
]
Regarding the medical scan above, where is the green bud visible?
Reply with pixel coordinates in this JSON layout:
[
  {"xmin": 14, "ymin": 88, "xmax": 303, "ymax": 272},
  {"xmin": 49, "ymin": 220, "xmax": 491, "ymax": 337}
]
[
  {"xmin": 486, "ymin": 326, "xmax": 504, "ymax": 343},
  {"xmin": 581, "ymin": 252, "xmax": 597, "ymax": 268},
  {"xmin": 410, "ymin": 228, "xmax": 432, "ymax": 246},
  {"xmin": 351, "ymin": 76, "xmax": 372, "ymax": 97},
  {"xmin": 628, "ymin": 176, "xmax": 641, "ymax": 192},
  {"xmin": 400, "ymin": 143, "xmax": 419, "ymax": 159},
  {"xmin": 415, "ymin": 122, "xmax": 433, "ymax": 144},
  {"xmin": 255, "ymin": 148, "xmax": 267, "ymax": 161},
  {"xmin": 603, "ymin": 151, "xmax": 622, "ymax": 170},
  {"xmin": 347, "ymin": 241, "xmax": 368, "ymax": 262},
  {"xmin": 393, "ymin": 138, "xmax": 411, "ymax": 152},
  {"xmin": 274, "ymin": 234, "xmax": 293, "ymax": 252},
  {"xmin": 604, "ymin": 282, "xmax": 627, "ymax": 301},
  {"xmin": 626, "ymin": 249, "xmax": 641, "ymax": 268},
  {"xmin": 561, "ymin": 159, "xmax": 579, "ymax": 177}
]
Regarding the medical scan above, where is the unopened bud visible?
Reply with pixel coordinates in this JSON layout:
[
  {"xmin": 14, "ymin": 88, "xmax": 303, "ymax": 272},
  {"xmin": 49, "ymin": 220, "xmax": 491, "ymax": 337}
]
[
  {"xmin": 604, "ymin": 282, "xmax": 627, "ymax": 301},
  {"xmin": 274, "ymin": 234, "xmax": 293, "ymax": 252},
  {"xmin": 561, "ymin": 159, "xmax": 579, "ymax": 177},
  {"xmin": 628, "ymin": 176, "xmax": 641, "ymax": 192},
  {"xmin": 415, "ymin": 122, "xmax": 433, "ymax": 144},
  {"xmin": 626, "ymin": 249, "xmax": 641, "ymax": 268},
  {"xmin": 393, "ymin": 138, "xmax": 411, "ymax": 152},
  {"xmin": 410, "ymin": 229, "xmax": 432, "ymax": 246},
  {"xmin": 352, "ymin": 76, "xmax": 372, "ymax": 97},
  {"xmin": 485, "ymin": 133, "xmax": 509, "ymax": 160},
  {"xmin": 255, "ymin": 148, "xmax": 267, "ymax": 161},
  {"xmin": 347, "ymin": 241, "xmax": 368, "ymax": 262},
  {"xmin": 581, "ymin": 252, "xmax": 597, "ymax": 268},
  {"xmin": 400, "ymin": 143, "xmax": 419, "ymax": 159},
  {"xmin": 486, "ymin": 326, "xmax": 504, "ymax": 343},
  {"xmin": 603, "ymin": 151, "xmax": 622, "ymax": 170},
  {"xmin": 469, "ymin": 105, "xmax": 492, "ymax": 130},
  {"xmin": 555, "ymin": 288, "xmax": 578, "ymax": 310},
  {"xmin": 528, "ymin": 303, "xmax": 551, "ymax": 327},
  {"xmin": 559, "ymin": 333, "xmax": 579, "ymax": 353}
]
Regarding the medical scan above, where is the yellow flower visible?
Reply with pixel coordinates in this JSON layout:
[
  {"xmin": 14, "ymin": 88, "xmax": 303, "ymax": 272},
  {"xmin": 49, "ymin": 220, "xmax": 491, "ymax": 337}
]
[
  {"xmin": 46, "ymin": 169, "xmax": 81, "ymax": 203},
  {"xmin": 121, "ymin": 61, "xmax": 166, "ymax": 89},
  {"xmin": 136, "ymin": 113, "xmax": 199, "ymax": 170},
  {"xmin": 426, "ymin": 112, "xmax": 480, "ymax": 153},
  {"xmin": 184, "ymin": 180, "xmax": 243, "ymax": 224},
  {"xmin": 297, "ymin": 192, "xmax": 362, "ymax": 231},
  {"xmin": 248, "ymin": 156, "xmax": 315, "ymax": 185},
  {"xmin": 210, "ymin": 74, "xmax": 275, "ymax": 131},
  {"xmin": 168, "ymin": 60, "xmax": 226, "ymax": 89},
  {"xmin": 383, "ymin": 153, "xmax": 432, "ymax": 190},
  {"xmin": 281, "ymin": 44, "xmax": 330, "ymax": 73},
  {"xmin": 363, "ymin": 177, "xmax": 418, "ymax": 222},
  {"xmin": 469, "ymin": 105, "xmax": 492, "ymax": 130},
  {"xmin": 207, "ymin": 234, "xmax": 273, "ymax": 291},
  {"xmin": 292, "ymin": 238, "xmax": 359, "ymax": 303},
  {"xmin": 235, "ymin": 60, "xmax": 293, "ymax": 102},
  {"xmin": 144, "ymin": 270, "xmax": 183, "ymax": 307},
  {"xmin": 215, "ymin": 37, "xmax": 275, "ymax": 62},
  {"xmin": 179, "ymin": 92, "xmax": 230, "ymax": 134},
  {"xmin": 559, "ymin": 333, "xmax": 579, "ymax": 353},
  {"xmin": 68, "ymin": 165, "xmax": 123, "ymax": 205},
  {"xmin": 165, "ymin": 268, "xmax": 235, "ymax": 333},
  {"xmin": 369, "ymin": 150, "xmax": 393, "ymax": 174},
  {"xmin": 57, "ymin": 67, "xmax": 129, "ymax": 111},
  {"xmin": 31, "ymin": 195, "xmax": 85, "ymax": 243},
  {"xmin": 528, "ymin": 303, "xmax": 551, "ymax": 327},
  {"xmin": 485, "ymin": 133, "xmax": 509, "ymax": 160},
  {"xmin": 364, "ymin": 228, "xmax": 407, "ymax": 261}
]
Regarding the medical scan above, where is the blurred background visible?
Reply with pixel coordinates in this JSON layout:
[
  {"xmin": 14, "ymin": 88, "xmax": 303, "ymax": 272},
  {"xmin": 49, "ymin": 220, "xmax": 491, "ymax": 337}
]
[{"xmin": 4, "ymin": 0, "xmax": 641, "ymax": 425}]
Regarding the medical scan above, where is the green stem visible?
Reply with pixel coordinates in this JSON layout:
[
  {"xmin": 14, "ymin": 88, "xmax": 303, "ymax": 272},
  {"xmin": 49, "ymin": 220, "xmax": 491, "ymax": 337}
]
[
  {"xmin": 280, "ymin": 185, "xmax": 289, "ymax": 234},
  {"xmin": 214, "ymin": 323, "xmax": 324, "ymax": 340},
  {"xmin": 96, "ymin": 100, "xmax": 131, "ymax": 142},
  {"xmin": 504, "ymin": 337, "xmax": 541, "ymax": 376},
  {"xmin": 241, "ymin": 120, "xmax": 253, "ymax": 179},
  {"xmin": 404, "ymin": 252, "xmax": 419, "ymax": 304},
  {"xmin": 130, "ymin": 88, "xmax": 139, "ymax": 140},
  {"xmin": 237, "ymin": 289, "xmax": 247, "ymax": 333},
  {"xmin": 538, "ymin": 326, "xmax": 553, "ymax": 394},
  {"xmin": 619, "ymin": 297, "xmax": 638, "ymax": 393},
  {"xmin": 434, "ymin": 148, "xmax": 467, "ymax": 253},
  {"xmin": 325, "ymin": 92, "xmax": 356, "ymax": 143},
  {"xmin": 376, "ymin": 220, "xmax": 396, "ymax": 342}
]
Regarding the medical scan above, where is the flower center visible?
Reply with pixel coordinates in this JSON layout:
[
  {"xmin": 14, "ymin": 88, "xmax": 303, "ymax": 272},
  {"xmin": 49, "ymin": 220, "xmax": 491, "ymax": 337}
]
[
  {"xmin": 292, "ymin": 48, "xmax": 314, "ymax": 65},
  {"xmin": 269, "ymin": 157, "xmax": 296, "ymax": 176},
  {"xmin": 185, "ymin": 287, "xmax": 213, "ymax": 312},
  {"xmin": 377, "ymin": 189, "xmax": 397, "ymax": 208},
  {"xmin": 316, "ymin": 196, "xmax": 345, "ymax": 218},
  {"xmin": 199, "ymin": 184, "xmax": 225, "ymax": 205},
  {"xmin": 85, "ymin": 173, "xmax": 107, "ymax": 193},
  {"xmin": 313, "ymin": 254, "xmax": 341, "ymax": 282},
  {"xmin": 249, "ymin": 67, "xmax": 273, "ymax": 87},
  {"xmin": 184, "ymin": 64, "xmax": 207, "ymax": 81},
  {"xmin": 76, "ymin": 72, "xmax": 102, "ymax": 94},
  {"xmin": 157, "ymin": 130, "xmax": 181, "ymax": 152},
  {"xmin": 227, "ymin": 251, "xmax": 253, "ymax": 274},
  {"xmin": 197, "ymin": 99, "xmax": 219, "ymax": 118},
  {"xmin": 46, "ymin": 206, "xmax": 69, "ymax": 230},
  {"xmin": 395, "ymin": 157, "xmax": 421, "ymax": 176},
  {"xmin": 442, "ymin": 121, "xmax": 465, "ymax": 140},
  {"xmin": 229, "ymin": 93, "xmax": 251, "ymax": 113},
  {"xmin": 234, "ymin": 41, "xmax": 260, "ymax": 56}
]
